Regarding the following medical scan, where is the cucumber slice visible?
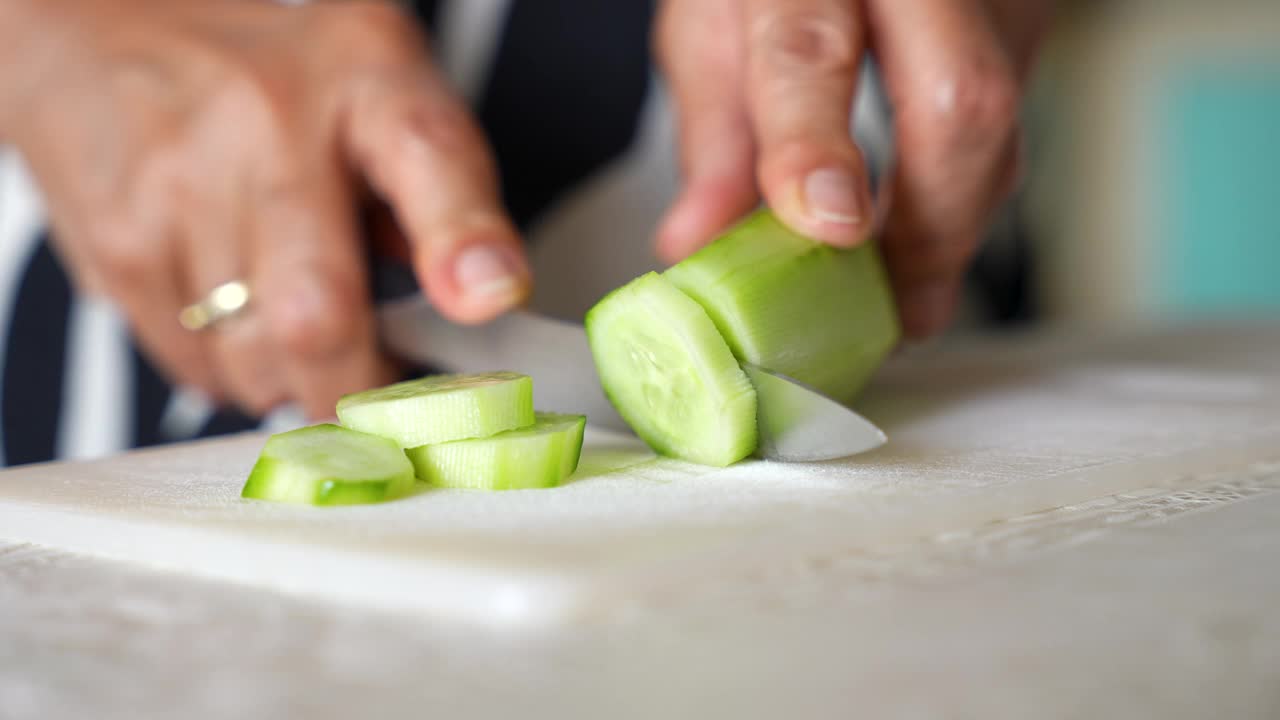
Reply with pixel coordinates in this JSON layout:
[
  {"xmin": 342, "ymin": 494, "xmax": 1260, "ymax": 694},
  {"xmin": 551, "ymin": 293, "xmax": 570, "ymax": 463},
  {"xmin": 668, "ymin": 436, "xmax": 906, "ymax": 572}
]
[
  {"xmin": 336, "ymin": 372, "xmax": 534, "ymax": 448},
  {"xmin": 586, "ymin": 272, "xmax": 757, "ymax": 467},
  {"xmin": 405, "ymin": 412, "xmax": 587, "ymax": 490},
  {"xmin": 241, "ymin": 424, "xmax": 415, "ymax": 506},
  {"xmin": 665, "ymin": 209, "xmax": 900, "ymax": 405}
]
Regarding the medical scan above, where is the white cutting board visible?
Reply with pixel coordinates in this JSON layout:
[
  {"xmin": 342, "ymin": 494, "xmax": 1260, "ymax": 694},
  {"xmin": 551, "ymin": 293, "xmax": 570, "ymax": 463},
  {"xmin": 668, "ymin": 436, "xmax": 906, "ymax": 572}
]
[{"xmin": 2, "ymin": 325, "xmax": 1279, "ymax": 628}]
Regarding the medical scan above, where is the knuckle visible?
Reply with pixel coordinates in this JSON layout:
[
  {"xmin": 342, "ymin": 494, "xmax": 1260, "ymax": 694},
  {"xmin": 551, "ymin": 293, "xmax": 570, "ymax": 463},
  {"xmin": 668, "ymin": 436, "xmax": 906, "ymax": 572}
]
[
  {"xmin": 755, "ymin": 11, "xmax": 857, "ymax": 75},
  {"xmin": 90, "ymin": 216, "xmax": 160, "ymax": 283},
  {"xmin": 395, "ymin": 100, "xmax": 483, "ymax": 159},
  {"xmin": 203, "ymin": 72, "xmax": 296, "ymax": 156},
  {"xmin": 329, "ymin": 1, "xmax": 423, "ymax": 66},
  {"xmin": 928, "ymin": 63, "xmax": 1020, "ymax": 146},
  {"xmin": 270, "ymin": 276, "xmax": 362, "ymax": 360},
  {"xmin": 351, "ymin": 87, "xmax": 487, "ymax": 184},
  {"xmin": 251, "ymin": 166, "xmax": 310, "ymax": 210}
]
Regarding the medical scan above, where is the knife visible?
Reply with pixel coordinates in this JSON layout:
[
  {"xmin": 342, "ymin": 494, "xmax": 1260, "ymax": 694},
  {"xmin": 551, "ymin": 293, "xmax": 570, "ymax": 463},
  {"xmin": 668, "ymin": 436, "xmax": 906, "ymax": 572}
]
[{"xmin": 375, "ymin": 295, "xmax": 887, "ymax": 462}]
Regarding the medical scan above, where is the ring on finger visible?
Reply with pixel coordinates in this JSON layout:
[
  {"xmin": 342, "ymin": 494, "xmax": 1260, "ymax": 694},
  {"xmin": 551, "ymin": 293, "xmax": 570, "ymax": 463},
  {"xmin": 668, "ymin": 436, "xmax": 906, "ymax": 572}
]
[{"xmin": 179, "ymin": 280, "xmax": 252, "ymax": 332}]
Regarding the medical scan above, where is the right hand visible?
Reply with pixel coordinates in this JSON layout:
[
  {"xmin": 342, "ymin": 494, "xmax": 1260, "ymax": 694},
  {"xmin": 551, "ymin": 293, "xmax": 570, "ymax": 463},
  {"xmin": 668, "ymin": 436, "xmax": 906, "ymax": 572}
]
[
  {"xmin": 0, "ymin": 0, "xmax": 530, "ymax": 419},
  {"xmin": 654, "ymin": 0, "xmax": 1050, "ymax": 338}
]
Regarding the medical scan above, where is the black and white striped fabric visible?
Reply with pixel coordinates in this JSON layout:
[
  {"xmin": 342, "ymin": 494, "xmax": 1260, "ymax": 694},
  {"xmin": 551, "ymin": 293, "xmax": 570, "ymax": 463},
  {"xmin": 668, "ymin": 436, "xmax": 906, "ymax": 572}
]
[{"xmin": 0, "ymin": 0, "xmax": 1033, "ymax": 466}]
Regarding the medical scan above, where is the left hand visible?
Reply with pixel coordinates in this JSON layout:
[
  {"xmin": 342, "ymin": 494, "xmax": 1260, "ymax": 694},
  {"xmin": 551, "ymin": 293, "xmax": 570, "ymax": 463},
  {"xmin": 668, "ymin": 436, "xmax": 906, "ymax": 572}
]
[{"xmin": 654, "ymin": 0, "xmax": 1052, "ymax": 338}]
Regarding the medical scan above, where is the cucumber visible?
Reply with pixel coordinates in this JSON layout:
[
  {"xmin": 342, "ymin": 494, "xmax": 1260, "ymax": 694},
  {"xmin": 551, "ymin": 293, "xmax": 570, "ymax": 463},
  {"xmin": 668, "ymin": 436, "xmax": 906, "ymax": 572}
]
[
  {"xmin": 664, "ymin": 209, "xmax": 900, "ymax": 405},
  {"xmin": 241, "ymin": 424, "xmax": 415, "ymax": 506},
  {"xmin": 405, "ymin": 412, "xmax": 586, "ymax": 490},
  {"xmin": 336, "ymin": 371, "xmax": 534, "ymax": 448},
  {"xmin": 586, "ymin": 272, "xmax": 757, "ymax": 467}
]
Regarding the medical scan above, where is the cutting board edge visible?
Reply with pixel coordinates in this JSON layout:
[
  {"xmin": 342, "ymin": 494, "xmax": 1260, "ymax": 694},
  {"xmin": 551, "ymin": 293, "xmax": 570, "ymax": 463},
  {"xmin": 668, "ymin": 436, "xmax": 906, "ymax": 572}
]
[{"xmin": 0, "ymin": 504, "xmax": 588, "ymax": 631}]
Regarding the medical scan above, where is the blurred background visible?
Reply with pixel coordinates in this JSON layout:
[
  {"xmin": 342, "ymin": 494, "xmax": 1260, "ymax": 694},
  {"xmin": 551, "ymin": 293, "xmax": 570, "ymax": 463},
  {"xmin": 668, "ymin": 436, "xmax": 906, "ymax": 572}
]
[{"xmin": 997, "ymin": 0, "xmax": 1280, "ymax": 329}]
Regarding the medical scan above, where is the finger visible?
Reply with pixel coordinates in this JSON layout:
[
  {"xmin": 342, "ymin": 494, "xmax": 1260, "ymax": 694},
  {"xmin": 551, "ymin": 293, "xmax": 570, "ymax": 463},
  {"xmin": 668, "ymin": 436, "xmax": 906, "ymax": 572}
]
[
  {"xmin": 248, "ymin": 169, "xmax": 398, "ymax": 421},
  {"xmin": 44, "ymin": 215, "xmax": 108, "ymax": 299},
  {"xmin": 654, "ymin": 0, "xmax": 760, "ymax": 263},
  {"xmin": 344, "ymin": 71, "xmax": 530, "ymax": 325},
  {"xmin": 866, "ymin": 0, "xmax": 1021, "ymax": 337},
  {"xmin": 182, "ymin": 196, "xmax": 287, "ymax": 416},
  {"xmin": 85, "ymin": 213, "xmax": 220, "ymax": 400},
  {"xmin": 743, "ymin": 0, "xmax": 872, "ymax": 246}
]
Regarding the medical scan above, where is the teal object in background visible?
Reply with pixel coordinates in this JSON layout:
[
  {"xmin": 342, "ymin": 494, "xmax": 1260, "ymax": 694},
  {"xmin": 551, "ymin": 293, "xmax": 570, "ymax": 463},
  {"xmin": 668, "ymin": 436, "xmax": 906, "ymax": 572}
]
[{"xmin": 1156, "ymin": 61, "xmax": 1280, "ymax": 315}]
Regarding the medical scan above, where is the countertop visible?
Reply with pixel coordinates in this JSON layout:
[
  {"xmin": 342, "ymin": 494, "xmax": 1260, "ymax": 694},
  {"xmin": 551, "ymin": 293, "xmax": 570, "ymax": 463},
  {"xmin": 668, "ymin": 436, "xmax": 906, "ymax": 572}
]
[{"xmin": 2, "ymin": 323, "xmax": 1279, "ymax": 719}]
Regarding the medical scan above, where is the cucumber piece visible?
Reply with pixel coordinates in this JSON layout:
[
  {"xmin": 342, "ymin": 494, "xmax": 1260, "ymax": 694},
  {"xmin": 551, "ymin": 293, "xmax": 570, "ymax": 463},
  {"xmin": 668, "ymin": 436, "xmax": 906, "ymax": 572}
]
[
  {"xmin": 241, "ymin": 424, "xmax": 415, "ymax": 506},
  {"xmin": 405, "ymin": 412, "xmax": 586, "ymax": 490},
  {"xmin": 665, "ymin": 209, "xmax": 900, "ymax": 405},
  {"xmin": 586, "ymin": 272, "xmax": 757, "ymax": 467},
  {"xmin": 336, "ymin": 372, "xmax": 534, "ymax": 448}
]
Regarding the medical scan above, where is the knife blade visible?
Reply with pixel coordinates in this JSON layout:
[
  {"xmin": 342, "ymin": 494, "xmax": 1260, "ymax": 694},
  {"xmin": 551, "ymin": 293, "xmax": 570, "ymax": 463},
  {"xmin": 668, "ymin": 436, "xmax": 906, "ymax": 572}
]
[
  {"xmin": 742, "ymin": 364, "xmax": 886, "ymax": 462},
  {"xmin": 377, "ymin": 295, "xmax": 627, "ymax": 431},
  {"xmin": 375, "ymin": 296, "xmax": 887, "ymax": 462}
]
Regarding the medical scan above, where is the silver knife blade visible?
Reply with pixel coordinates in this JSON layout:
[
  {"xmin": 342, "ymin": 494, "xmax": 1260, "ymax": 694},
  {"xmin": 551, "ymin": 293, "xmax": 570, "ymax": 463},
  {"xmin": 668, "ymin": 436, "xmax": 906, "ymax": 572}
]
[
  {"xmin": 742, "ymin": 364, "xmax": 886, "ymax": 462},
  {"xmin": 376, "ymin": 296, "xmax": 887, "ymax": 462},
  {"xmin": 377, "ymin": 296, "xmax": 629, "ymax": 432}
]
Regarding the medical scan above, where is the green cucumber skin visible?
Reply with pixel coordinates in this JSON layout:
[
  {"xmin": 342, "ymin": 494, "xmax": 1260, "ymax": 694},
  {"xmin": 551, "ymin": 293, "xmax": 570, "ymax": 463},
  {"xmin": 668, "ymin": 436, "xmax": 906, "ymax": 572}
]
[
  {"xmin": 562, "ymin": 413, "xmax": 586, "ymax": 476},
  {"xmin": 314, "ymin": 478, "xmax": 405, "ymax": 506},
  {"xmin": 241, "ymin": 424, "xmax": 415, "ymax": 507},
  {"xmin": 240, "ymin": 457, "xmax": 289, "ymax": 501},
  {"xmin": 336, "ymin": 372, "xmax": 535, "ymax": 448},
  {"xmin": 586, "ymin": 272, "xmax": 757, "ymax": 467},
  {"xmin": 242, "ymin": 458, "xmax": 406, "ymax": 506},
  {"xmin": 405, "ymin": 413, "xmax": 587, "ymax": 491},
  {"xmin": 665, "ymin": 209, "xmax": 901, "ymax": 405}
]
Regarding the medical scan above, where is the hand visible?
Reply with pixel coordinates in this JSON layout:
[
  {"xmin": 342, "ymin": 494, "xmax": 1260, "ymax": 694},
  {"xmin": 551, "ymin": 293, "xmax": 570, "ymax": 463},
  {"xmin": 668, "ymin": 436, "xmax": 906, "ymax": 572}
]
[
  {"xmin": 0, "ymin": 0, "xmax": 530, "ymax": 418},
  {"xmin": 655, "ymin": 0, "xmax": 1051, "ymax": 338}
]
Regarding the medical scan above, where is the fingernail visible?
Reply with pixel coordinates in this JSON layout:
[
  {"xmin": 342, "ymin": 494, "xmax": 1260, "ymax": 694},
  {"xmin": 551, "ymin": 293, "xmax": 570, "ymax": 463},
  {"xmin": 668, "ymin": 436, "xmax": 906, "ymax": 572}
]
[
  {"xmin": 802, "ymin": 168, "xmax": 864, "ymax": 226},
  {"xmin": 453, "ymin": 244, "xmax": 523, "ymax": 302}
]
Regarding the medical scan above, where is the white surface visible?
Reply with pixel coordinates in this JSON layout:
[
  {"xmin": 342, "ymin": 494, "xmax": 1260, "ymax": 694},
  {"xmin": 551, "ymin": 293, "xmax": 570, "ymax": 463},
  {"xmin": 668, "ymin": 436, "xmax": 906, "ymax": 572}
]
[
  {"xmin": 2, "ymin": 325, "xmax": 1279, "ymax": 630},
  {"xmin": 2, "ymin": 447, "xmax": 1278, "ymax": 720},
  {"xmin": 2, "ymin": 324, "xmax": 1280, "ymax": 719}
]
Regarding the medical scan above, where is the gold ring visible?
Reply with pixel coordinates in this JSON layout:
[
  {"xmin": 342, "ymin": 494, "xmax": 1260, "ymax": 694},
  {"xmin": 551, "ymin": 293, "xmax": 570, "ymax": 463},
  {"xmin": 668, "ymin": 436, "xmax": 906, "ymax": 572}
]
[{"xmin": 179, "ymin": 280, "xmax": 251, "ymax": 331}]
